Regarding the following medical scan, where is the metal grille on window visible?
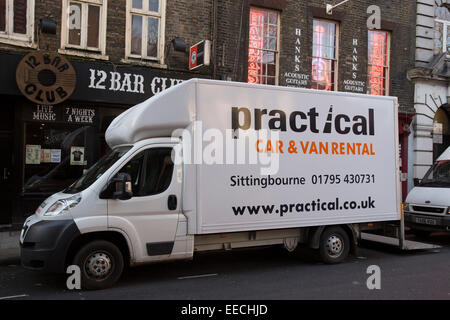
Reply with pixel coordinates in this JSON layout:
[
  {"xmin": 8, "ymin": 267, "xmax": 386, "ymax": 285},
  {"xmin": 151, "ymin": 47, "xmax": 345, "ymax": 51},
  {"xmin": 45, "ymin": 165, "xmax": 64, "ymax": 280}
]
[
  {"xmin": 311, "ymin": 20, "xmax": 337, "ymax": 91},
  {"xmin": 248, "ymin": 7, "xmax": 278, "ymax": 85},
  {"xmin": 368, "ymin": 30, "xmax": 389, "ymax": 96}
]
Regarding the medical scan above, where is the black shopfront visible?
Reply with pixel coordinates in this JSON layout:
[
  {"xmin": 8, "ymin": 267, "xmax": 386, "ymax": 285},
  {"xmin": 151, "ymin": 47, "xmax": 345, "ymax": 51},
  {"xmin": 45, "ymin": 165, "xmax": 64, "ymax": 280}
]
[{"xmin": 0, "ymin": 52, "xmax": 198, "ymax": 228}]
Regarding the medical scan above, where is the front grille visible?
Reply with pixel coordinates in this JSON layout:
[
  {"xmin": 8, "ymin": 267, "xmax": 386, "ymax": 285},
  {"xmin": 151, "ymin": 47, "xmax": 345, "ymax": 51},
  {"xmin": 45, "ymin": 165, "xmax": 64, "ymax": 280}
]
[{"xmin": 412, "ymin": 206, "xmax": 446, "ymax": 214}]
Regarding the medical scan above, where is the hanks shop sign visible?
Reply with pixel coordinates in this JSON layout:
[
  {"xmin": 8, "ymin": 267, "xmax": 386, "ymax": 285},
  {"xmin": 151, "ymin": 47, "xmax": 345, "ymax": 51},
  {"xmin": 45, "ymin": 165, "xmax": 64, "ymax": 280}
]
[{"xmin": 70, "ymin": 62, "xmax": 197, "ymax": 105}]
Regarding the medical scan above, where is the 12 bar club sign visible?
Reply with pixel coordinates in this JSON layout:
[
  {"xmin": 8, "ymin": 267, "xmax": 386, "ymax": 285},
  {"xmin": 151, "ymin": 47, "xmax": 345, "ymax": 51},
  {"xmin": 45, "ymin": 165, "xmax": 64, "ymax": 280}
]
[
  {"xmin": 70, "ymin": 60, "xmax": 205, "ymax": 105},
  {"xmin": 16, "ymin": 51, "xmax": 76, "ymax": 105}
]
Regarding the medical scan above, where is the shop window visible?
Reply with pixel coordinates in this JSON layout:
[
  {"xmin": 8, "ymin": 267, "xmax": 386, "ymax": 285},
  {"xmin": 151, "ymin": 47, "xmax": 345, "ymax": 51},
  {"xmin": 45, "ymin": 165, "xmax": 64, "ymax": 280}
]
[
  {"xmin": 22, "ymin": 105, "xmax": 125, "ymax": 195},
  {"xmin": 247, "ymin": 7, "xmax": 279, "ymax": 85},
  {"xmin": 367, "ymin": 30, "xmax": 390, "ymax": 96},
  {"xmin": 0, "ymin": 0, "xmax": 34, "ymax": 46},
  {"xmin": 61, "ymin": 0, "xmax": 107, "ymax": 55},
  {"xmin": 24, "ymin": 123, "xmax": 93, "ymax": 194},
  {"xmin": 118, "ymin": 148, "xmax": 173, "ymax": 197},
  {"xmin": 126, "ymin": 0, "xmax": 166, "ymax": 63},
  {"xmin": 435, "ymin": 6, "xmax": 450, "ymax": 56},
  {"xmin": 311, "ymin": 19, "xmax": 338, "ymax": 91}
]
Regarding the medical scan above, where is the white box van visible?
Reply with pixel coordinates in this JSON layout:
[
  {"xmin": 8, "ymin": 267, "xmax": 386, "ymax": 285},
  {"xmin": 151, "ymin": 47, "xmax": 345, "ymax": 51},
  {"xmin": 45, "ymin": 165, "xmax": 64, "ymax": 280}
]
[
  {"xmin": 20, "ymin": 79, "xmax": 401, "ymax": 289},
  {"xmin": 404, "ymin": 147, "xmax": 450, "ymax": 236}
]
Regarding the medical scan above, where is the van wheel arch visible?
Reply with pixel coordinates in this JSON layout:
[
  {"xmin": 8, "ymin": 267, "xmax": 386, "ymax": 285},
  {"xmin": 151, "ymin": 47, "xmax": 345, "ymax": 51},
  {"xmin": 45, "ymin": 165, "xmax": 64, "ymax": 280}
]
[
  {"xmin": 308, "ymin": 225, "xmax": 357, "ymax": 254},
  {"xmin": 65, "ymin": 231, "xmax": 131, "ymax": 271}
]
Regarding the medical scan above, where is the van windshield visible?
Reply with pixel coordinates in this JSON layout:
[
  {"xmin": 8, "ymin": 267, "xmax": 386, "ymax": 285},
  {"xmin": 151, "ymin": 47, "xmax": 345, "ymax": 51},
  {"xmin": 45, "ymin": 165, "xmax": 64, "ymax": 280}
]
[
  {"xmin": 64, "ymin": 146, "xmax": 132, "ymax": 194},
  {"xmin": 419, "ymin": 160, "xmax": 450, "ymax": 188}
]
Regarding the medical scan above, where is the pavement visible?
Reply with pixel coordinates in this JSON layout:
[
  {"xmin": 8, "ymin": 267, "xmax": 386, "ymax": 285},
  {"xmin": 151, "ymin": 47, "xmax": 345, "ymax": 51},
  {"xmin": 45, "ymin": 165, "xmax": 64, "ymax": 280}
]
[{"xmin": 0, "ymin": 230, "xmax": 20, "ymax": 266}]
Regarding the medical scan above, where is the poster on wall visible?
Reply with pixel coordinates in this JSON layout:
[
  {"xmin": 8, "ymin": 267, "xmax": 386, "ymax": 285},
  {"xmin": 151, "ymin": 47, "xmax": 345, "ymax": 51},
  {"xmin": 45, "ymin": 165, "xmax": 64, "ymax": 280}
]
[
  {"xmin": 70, "ymin": 146, "xmax": 85, "ymax": 166},
  {"xmin": 25, "ymin": 145, "xmax": 41, "ymax": 164},
  {"xmin": 50, "ymin": 149, "xmax": 61, "ymax": 163},
  {"xmin": 41, "ymin": 149, "xmax": 51, "ymax": 163}
]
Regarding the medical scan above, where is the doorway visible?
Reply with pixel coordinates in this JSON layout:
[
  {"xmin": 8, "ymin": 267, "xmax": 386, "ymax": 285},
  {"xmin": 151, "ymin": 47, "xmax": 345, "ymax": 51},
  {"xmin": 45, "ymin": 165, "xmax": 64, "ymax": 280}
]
[
  {"xmin": 433, "ymin": 106, "xmax": 450, "ymax": 162},
  {"xmin": 0, "ymin": 104, "xmax": 14, "ymax": 225}
]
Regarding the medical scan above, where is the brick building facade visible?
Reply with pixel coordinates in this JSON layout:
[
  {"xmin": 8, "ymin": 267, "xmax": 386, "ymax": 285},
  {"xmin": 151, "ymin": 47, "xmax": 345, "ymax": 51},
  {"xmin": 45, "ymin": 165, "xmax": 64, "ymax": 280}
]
[{"xmin": 0, "ymin": 0, "xmax": 416, "ymax": 228}]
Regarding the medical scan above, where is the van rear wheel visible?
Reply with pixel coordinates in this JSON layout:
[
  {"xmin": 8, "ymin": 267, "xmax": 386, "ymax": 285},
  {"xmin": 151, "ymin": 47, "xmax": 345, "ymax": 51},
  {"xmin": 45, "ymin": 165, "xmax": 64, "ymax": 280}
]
[
  {"xmin": 73, "ymin": 240, "xmax": 124, "ymax": 290},
  {"xmin": 318, "ymin": 227, "xmax": 350, "ymax": 264}
]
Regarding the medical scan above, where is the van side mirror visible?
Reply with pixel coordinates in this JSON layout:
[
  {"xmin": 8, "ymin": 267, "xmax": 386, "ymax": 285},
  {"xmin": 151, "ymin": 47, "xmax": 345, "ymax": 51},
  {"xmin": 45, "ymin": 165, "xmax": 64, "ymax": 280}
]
[
  {"xmin": 413, "ymin": 178, "xmax": 421, "ymax": 186},
  {"xmin": 112, "ymin": 173, "xmax": 133, "ymax": 200}
]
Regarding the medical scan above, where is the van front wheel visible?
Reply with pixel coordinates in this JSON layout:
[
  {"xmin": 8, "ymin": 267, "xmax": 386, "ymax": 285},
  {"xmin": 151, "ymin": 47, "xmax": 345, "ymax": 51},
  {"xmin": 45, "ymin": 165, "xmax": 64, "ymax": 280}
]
[
  {"xmin": 318, "ymin": 227, "xmax": 350, "ymax": 264},
  {"xmin": 73, "ymin": 240, "xmax": 124, "ymax": 290}
]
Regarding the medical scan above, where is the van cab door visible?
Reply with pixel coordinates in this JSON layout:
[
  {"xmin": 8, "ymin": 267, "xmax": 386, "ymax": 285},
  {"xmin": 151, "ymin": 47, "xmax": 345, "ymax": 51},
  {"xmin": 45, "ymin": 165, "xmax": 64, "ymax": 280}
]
[{"xmin": 106, "ymin": 144, "xmax": 182, "ymax": 262}]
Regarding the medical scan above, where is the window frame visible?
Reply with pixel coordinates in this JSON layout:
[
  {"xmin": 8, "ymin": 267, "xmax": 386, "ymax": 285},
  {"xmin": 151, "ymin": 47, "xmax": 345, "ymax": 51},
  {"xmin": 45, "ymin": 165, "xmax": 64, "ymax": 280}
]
[
  {"xmin": 125, "ymin": 0, "xmax": 166, "ymax": 64},
  {"xmin": 247, "ymin": 6, "xmax": 280, "ymax": 86},
  {"xmin": 435, "ymin": 18, "xmax": 450, "ymax": 57},
  {"xmin": 311, "ymin": 18, "xmax": 339, "ymax": 92},
  {"xmin": 114, "ymin": 146, "xmax": 175, "ymax": 198},
  {"xmin": 0, "ymin": 0, "xmax": 35, "ymax": 47},
  {"xmin": 367, "ymin": 29, "xmax": 391, "ymax": 96},
  {"xmin": 60, "ymin": 0, "xmax": 107, "ymax": 55}
]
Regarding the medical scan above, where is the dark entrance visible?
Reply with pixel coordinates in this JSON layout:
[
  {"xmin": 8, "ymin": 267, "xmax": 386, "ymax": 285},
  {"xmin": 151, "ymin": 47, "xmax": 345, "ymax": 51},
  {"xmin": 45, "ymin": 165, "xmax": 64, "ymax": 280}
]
[
  {"xmin": 0, "ymin": 104, "xmax": 14, "ymax": 225},
  {"xmin": 433, "ymin": 105, "xmax": 450, "ymax": 162}
]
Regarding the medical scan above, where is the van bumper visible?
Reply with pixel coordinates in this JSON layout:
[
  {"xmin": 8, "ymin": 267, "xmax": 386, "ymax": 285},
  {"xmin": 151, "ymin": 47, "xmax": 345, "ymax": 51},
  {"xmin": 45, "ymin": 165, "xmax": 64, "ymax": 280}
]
[
  {"xmin": 20, "ymin": 220, "xmax": 80, "ymax": 273},
  {"xmin": 404, "ymin": 212, "xmax": 450, "ymax": 232}
]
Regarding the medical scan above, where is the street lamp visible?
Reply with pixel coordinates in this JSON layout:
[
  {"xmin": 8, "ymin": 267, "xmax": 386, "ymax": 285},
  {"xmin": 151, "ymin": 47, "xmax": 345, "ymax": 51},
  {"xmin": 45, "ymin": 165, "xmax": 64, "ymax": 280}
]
[{"xmin": 326, "ymin": 0, "xmax": 351, "ymax": 15}]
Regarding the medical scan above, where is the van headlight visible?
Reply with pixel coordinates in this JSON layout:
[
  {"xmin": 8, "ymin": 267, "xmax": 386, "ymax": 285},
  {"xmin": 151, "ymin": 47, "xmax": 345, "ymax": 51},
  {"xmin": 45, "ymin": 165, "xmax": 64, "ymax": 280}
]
[{"xmin": 44, "ymin": 194, "xmax": 81, "ymax": 217}]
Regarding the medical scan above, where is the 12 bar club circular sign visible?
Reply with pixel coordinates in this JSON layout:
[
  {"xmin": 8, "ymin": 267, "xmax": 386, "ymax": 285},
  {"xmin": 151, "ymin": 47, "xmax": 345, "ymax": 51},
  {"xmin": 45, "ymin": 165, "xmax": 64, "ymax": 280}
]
[{"xmin": 16, "ymin": 51, "xmax": 76, "ymax": 105}]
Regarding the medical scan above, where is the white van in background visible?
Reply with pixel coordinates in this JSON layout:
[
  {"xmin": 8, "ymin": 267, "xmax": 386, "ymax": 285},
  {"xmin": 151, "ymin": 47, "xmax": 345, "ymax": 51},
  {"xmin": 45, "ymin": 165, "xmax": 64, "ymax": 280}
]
[{"xmin": 404, "ymin": 147, "xmax": 450, "ymax": 236}]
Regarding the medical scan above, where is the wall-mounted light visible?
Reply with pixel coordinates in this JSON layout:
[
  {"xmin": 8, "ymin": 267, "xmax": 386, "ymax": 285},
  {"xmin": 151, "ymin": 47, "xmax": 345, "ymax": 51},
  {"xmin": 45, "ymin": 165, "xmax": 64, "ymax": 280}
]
[
  {"xmin": 326, "ymin": 0, "xmax": 350, "ymax": 15},
  {"xmin": 40, "ymin": 18, "xmax": 57, "ymax": 34},
  {"xmin": 171, "ymin": 37, "xmax": 187, "ymax": 53}
]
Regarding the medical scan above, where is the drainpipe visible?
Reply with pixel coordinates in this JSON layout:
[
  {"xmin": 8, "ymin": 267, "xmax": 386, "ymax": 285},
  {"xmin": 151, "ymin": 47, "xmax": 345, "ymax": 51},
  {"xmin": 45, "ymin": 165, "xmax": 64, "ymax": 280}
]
[{"xmin": 212, "ymin": 0, "xmax": 218, "ymax": 79}]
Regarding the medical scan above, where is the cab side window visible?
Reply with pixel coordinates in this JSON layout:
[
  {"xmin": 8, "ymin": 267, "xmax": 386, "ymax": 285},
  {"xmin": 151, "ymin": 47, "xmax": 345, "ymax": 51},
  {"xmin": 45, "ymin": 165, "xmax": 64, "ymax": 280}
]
[
  {"xmin": 140, "ymin": 148, "xmax": 174, "ymax": 196},
  {"xmin": 118, "ymin": 147, "xmax": 173, "ymax": 197},
  {"xmin": 118, "ymin": 151, "xmax": 145, "ymax": 195}
]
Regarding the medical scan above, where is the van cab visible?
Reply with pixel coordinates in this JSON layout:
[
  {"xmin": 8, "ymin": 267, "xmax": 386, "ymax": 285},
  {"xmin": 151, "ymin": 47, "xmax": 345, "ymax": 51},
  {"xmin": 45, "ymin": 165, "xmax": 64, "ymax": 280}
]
[{"xmin": 404, "ymin": 147, "xmax": 450, "ymax": 236}]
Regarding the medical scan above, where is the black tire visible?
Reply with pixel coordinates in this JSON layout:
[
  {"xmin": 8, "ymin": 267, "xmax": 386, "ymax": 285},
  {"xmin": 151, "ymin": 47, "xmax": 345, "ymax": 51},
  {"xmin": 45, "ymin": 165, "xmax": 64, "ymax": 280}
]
[
  {"xmin": 411, "ymin": 229, "xmax": 432, "ymax": 238},
  {"xmin": 318, "ymin": 227, "xmax": 350, "ymax": 264},
  {"xmin": 73, "ymin": 240, "xmax": 124, "ymax": 290}
]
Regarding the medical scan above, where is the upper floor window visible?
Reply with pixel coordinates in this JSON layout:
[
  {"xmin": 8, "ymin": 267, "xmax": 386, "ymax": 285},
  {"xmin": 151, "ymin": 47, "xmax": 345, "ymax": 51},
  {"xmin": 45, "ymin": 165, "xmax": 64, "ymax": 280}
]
[
  {"xmin": 435, "ymin": 6, "xmax": 450, "ymax": 55},
  {"xmin": 126, "ymin": 0, "xmax": 166, "ymax": 63},
  {"xmin": 247, "ymin": 7, "xmax": 279, "ymax": 85},
  {"xmin": 367, "ymin": 30, "xmax": 390, "ymax": 96},
  {"xmin": 61, "ymin": 0, "xmax": 107, "ymax": 54},
  {"xmin": 311, "ymin": 19, "xmax": 338, "ymax": 91},
  {"xmin": 0, "ymin": 0, "xmax": 34, "ymax": 45}
]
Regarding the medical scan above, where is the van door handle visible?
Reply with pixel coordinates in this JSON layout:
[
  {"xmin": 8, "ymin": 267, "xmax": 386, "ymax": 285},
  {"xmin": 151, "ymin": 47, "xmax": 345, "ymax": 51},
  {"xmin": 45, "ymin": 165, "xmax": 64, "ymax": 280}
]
[{"xmin": 168, "ymin": 195, "xmax": 177, "ymax": 211}]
